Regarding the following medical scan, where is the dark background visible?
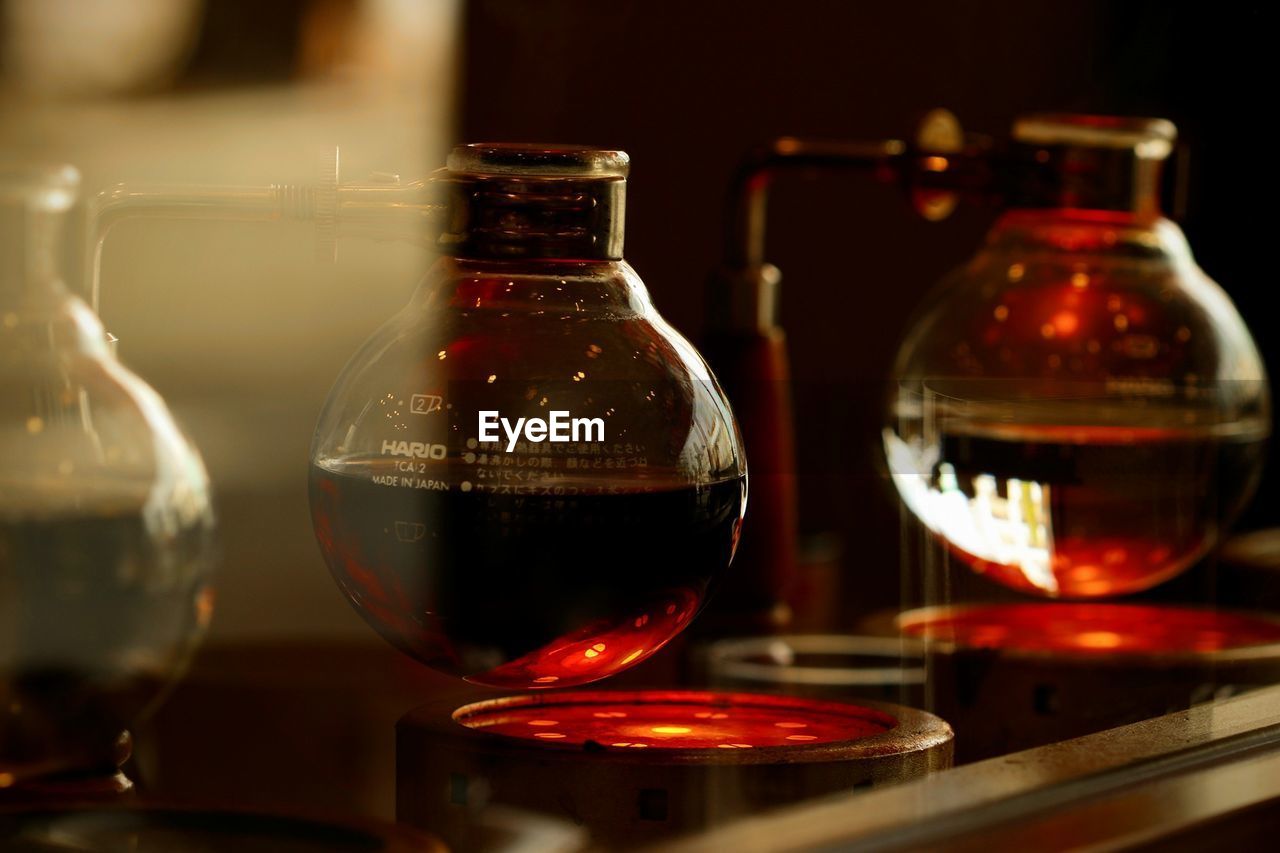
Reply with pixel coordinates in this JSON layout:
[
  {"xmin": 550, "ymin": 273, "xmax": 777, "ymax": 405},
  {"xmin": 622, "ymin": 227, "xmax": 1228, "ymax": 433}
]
[{"xmin": 462, "ymin": 0, "xmax": 1273, "ymax": 619}]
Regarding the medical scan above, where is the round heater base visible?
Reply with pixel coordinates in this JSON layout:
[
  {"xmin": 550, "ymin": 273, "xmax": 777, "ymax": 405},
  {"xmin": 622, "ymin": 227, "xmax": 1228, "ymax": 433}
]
[
  {"xmin": 870, "ymin": 602, "xmax": 1280, "ymax": 763},
  {"xmin": 396, "ymin": 688, "xmax": 952, "ymax": 848}
]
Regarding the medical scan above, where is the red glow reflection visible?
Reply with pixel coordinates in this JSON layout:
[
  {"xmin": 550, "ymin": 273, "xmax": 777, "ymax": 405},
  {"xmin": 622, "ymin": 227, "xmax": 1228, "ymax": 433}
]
[
  {"xmin": 474, "ymin": 590, "xmax": 700, "ymax": 688},
  {"xmin": 899, "ymin": 603, "xmax": 1280, "ymax": 654},
  {"xmin": 961, "ymin": 534, "xmax": 1196, "ymax": 599},
  {"xmin": 454, "ymin": 690, "xmax": 895, "ymax": 750}
]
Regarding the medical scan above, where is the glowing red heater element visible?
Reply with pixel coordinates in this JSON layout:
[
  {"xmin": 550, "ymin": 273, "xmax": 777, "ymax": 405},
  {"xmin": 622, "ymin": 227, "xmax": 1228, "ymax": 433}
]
[{"xmin": 453, "ymin": 690, "xmax": 896, "ymax": 750}]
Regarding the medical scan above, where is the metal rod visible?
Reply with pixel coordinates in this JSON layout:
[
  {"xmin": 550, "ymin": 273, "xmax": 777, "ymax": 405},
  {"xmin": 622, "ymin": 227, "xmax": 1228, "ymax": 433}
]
[
  {"xmin": 724, "ymin": 137, "xmax": 909, "ymax": 269},
  {"xmin": 83, "ymin": 161, "xmax": 447, "ymax": 316}
]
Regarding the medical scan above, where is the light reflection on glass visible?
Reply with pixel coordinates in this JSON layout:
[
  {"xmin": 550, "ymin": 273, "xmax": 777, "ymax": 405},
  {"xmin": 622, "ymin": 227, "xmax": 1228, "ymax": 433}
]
[{"xmin": 886, "ymin": 430, "xmax": 1058, "ymax": 594}]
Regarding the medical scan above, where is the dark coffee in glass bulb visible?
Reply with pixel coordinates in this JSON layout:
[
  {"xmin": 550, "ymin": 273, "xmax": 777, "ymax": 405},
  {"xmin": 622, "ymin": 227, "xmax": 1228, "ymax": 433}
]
[{"xmin": 311, "ymin": 462, "xmax": 744, "ymax": 687}]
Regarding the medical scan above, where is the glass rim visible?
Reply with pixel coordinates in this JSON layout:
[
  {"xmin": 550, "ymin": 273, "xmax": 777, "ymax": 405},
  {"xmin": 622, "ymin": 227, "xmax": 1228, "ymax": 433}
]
[
  {"xmin": 447, "ymin": 143, "xmax": 629, "ymax": 179},
  {"xmin": 705, "ymin": 634, "xmax": 927, "ymax": 687},
  {"xmin": 1013, "ymin": 113, "xmax": 1176, "ymax": 159}
]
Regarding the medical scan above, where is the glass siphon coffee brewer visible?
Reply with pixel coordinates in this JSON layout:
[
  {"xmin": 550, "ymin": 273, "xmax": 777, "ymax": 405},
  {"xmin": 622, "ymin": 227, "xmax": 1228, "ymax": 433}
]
[
  {"xmin": 309, "ymin": 145, "xmax": 748, "ymax": 689},
  {"xmin": 710, "ymin": 113, "xmax": 1277, "ymax": 759},
  {"xmin": 886, "ymin": 115, "xmax": 1269, "ymax": 601},
  {"xmin": 1, "ymin": 164, "xmax": 215, "ymax": 790}
]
